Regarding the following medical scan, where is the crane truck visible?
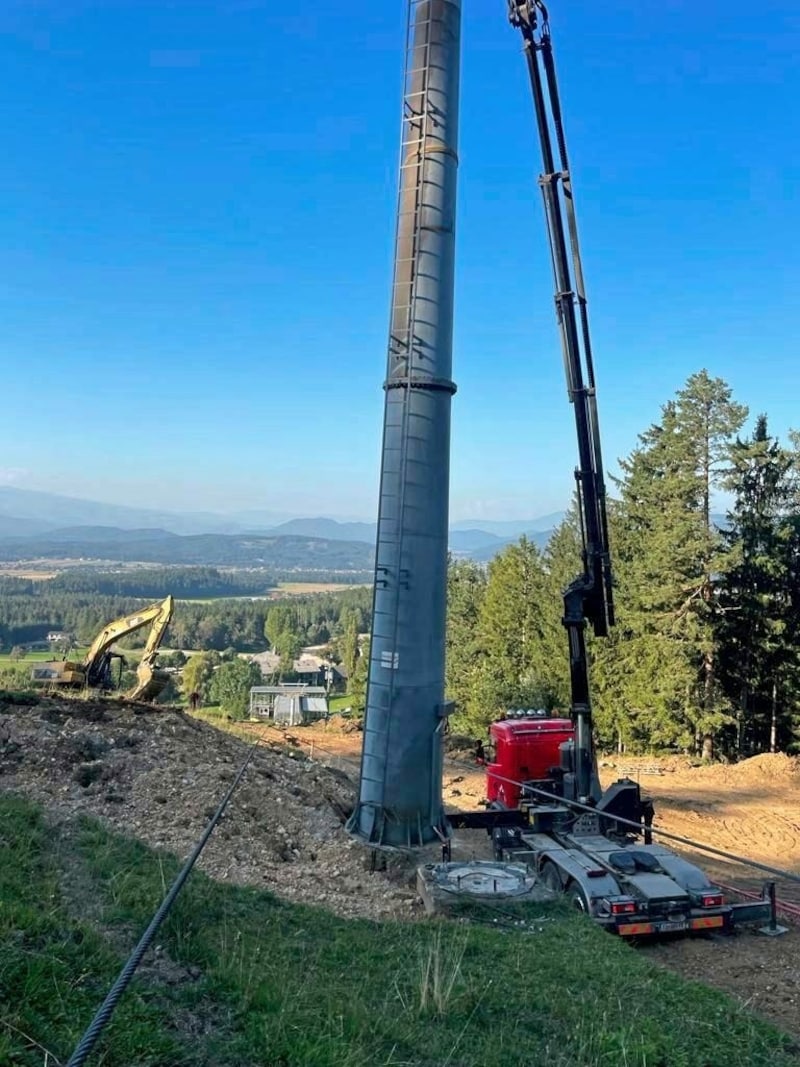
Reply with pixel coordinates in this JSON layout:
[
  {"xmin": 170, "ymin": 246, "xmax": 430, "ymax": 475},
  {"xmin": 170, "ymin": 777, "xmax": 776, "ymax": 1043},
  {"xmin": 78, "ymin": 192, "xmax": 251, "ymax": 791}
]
[
  {"xmin": 30, "ymin": 595, "xmax": 175, "ymax": 703},
  {"xmin": 449, "ymin": 2, "xmax": 772, "ymax": 937}
]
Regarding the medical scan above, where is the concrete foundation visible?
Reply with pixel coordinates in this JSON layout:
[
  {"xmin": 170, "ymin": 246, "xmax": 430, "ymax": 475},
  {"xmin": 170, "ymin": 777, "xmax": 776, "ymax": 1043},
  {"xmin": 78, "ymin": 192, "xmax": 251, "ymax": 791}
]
[{"xmin": 416, "ymin": 860, "xmax": 553, "ymax": 915}]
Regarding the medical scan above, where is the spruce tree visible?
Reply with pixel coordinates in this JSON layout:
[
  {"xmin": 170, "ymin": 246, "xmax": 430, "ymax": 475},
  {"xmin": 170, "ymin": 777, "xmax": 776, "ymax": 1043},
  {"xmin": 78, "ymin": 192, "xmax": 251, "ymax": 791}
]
[
  {"xmin": 460, "ymin": 537, "xmax": 550, "ymax": 735},
  {"xmin": 538, "ymin": 508, "xmax": 583, "ymax": 712},
  {"xmin": 717, "ymin": 415, "xmax": 795, "ymax": 753},
  {"xmin": 673, "ymin": 371, "xmax": 748, "ymax": 756},
  {"xmin": 445, "ymin": 557, "xmax": 488, "ymax": 732},
  {"xmin": 613, "ymin": 372, "xmax": 746, "ymax": 755}
]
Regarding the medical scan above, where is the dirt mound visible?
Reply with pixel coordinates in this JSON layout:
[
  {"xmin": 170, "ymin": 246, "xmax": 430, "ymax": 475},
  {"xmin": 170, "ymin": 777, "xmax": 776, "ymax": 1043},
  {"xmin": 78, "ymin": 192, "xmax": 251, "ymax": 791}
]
[
  {"xmin": 661, "ymin": 751, "xmax": 800, "ymax": 789},
  {"xmin": 325, "ymin": 713, "xmax": 362, "ymax": 734},
  {"xmin": 731, "ymin": 752, "xmax": 800, "ymax": 782},
  {"xmin": 604, "ymin": 752, "xmax": 800, "ymax": 786},
  {"xmin": 0, "ymin": 696, "xmax": 419, "ymax": 920}
]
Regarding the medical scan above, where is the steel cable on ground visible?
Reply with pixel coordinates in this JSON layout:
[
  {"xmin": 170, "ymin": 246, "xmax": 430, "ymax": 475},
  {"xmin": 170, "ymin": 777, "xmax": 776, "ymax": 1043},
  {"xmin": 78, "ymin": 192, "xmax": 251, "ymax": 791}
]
[
  {"xmin": 463, "ymin": 761, "xmax": 800, "ymax": 887},
  {"xmin": 285, "ymin": 735, "xmax": 794, "ymax": 927},
  {"xmin": 65, "ymin": 737, "xmax": 263, "ymax": 1067},
  {"xmin": 232, "ymin": 727, "xmax": 800, "ymax": 922},
  {"xmin": 285, "ymin": 730, "xmax": 800, "ymax": 888}
]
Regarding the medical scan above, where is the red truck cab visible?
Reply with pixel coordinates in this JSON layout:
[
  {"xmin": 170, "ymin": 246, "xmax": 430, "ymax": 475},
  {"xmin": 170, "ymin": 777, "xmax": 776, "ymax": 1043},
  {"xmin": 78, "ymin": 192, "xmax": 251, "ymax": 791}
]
[{"xmin": 486, "ymin": 710, "xmax": 574, "ymax": 808}]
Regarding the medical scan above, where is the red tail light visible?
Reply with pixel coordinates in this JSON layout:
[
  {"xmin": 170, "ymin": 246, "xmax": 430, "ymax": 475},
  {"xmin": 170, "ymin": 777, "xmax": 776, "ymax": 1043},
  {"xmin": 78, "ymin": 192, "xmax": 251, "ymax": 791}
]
[
  {"xmin": 610, "ymin": 900, "xmax": 637, "ymax": 915},
  {"xmin": 701, "ymin": 893, "xmax": 724, "ymax": 908}
]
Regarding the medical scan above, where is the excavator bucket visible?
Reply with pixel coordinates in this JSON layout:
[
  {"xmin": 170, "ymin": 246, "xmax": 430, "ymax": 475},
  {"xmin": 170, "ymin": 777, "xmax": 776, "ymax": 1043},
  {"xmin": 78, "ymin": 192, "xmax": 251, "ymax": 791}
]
[{"xmin": 128, "ymin": 659, "xmax": 169, "ymax": 703}]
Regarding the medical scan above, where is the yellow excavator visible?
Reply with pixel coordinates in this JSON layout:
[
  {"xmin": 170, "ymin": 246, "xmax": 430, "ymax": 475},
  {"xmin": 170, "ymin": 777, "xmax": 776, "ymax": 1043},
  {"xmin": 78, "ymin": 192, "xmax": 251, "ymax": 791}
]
[{"xmin": 31, "ymin": 595, "xmax": 175, "ymax": 702}]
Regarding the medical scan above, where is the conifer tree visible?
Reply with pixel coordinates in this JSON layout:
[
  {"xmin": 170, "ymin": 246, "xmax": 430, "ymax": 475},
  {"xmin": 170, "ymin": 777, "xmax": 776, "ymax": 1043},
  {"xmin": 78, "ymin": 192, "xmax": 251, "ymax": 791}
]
[
  {"xmin": 445, "ymin": 557, "xmax": 487, "ymax": 730},
  {"xmin": 613, "ymin": 372, "xmax": 746, "ymax": 754},
  {"xmin": 718, "ymin": 416, "xmax": 800, "ymax": 753},
  {"xmin": 538, "ymin": 504, "xmax": 583, "ymax": 712},
  {"xmin": 455, "ymin": 537, "xmax": 550, "ymax": 734}
]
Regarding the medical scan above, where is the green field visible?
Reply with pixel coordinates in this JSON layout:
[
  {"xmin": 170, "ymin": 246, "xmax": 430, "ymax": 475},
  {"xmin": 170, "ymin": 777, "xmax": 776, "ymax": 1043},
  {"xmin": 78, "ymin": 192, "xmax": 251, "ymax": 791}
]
[
  {"xmin": 0, "ymin": 651, "xmax": 54, "ymax": 666},
  {"xmin": 328, "ymin": 693, "xmax": 354, "ymax": 713},
  {"xmin": 0, "ymin": 794, "xmax": 796, "ymax": 1067},
  {"xmin": 0, "ymin": 649, "xmax": 90, "ymax": 670}
]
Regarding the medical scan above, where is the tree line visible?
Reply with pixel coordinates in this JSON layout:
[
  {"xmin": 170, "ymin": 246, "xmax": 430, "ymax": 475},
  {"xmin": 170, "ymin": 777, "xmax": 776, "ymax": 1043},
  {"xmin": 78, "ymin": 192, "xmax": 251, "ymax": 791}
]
[
  {"xmin": 4, "ymin": 370, "xmax": 797, "ymax": 759},
  {"xmin": 44, "ymin": 566, "xmax": 276, "ymax": 599},
  {"xmin": 0, "ymin": 581, "xmax": 373, "ymax": 659},
  {"xmin": 446, "ymin": 371, "xmax": 800, "ymax": 759}
]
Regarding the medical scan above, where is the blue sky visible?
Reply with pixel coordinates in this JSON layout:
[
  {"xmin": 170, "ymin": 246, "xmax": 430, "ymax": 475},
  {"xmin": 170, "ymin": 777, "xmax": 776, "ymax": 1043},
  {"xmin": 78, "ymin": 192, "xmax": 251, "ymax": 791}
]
[{"xmin": 2, "ymin": 0, "xmax": 798, "ymax": 521}]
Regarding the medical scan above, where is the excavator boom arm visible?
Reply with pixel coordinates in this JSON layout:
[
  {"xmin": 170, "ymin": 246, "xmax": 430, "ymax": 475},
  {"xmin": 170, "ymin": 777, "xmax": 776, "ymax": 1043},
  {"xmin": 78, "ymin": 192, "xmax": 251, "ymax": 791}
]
[
  {"xmin": 33, "ymin": 594, "xmax": 175, "ymax": 697},
  {"xmin": 80, "ymin": 593, "xmax": 174, "ymax": 691},
  {"xmin": 138, "ymin": 596, "xmax": 175, "ymax": 660},
  {"xmin": 82, "ymin": 595, "xmax": 174, "ymax": 686}
]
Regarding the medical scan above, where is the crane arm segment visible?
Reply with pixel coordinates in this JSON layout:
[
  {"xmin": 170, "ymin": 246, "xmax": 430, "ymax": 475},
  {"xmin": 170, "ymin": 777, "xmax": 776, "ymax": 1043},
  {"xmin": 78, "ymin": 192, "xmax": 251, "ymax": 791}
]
[{"xmin": 509, "ymin": 0, "xmax": 614, "ymax": 801}]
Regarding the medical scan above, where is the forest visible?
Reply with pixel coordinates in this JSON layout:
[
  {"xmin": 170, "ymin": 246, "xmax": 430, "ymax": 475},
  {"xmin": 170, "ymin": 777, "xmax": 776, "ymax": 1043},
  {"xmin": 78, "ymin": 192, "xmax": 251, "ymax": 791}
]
[
  {"xmin": 2, "ymin": 371, "xmax": 797, "ymax": 760},
  {"xmin": 0, "ymin": 578, "xmax": 373, "ymax": 658},
  {"xmin": 445, "ymin": 372, "xmax": 800, "ymax": 759},
  {"xmin": 45, "ymin": 566, "xmax": 276, "ymax": 599}
]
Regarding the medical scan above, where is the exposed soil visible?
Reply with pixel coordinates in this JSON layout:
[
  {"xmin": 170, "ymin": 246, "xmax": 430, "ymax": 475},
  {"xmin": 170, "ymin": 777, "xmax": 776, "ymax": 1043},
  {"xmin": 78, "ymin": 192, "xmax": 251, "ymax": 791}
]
[
  {"xmin": 3, "ymin": 699, "xmax": 798, "ymax": 1041},
  {"xmin": 605, "ymin": 755, "xmax": 800, "ymax": 900},
  {"xmin": 264, "ymin": 718, "xmax": 800, "ymax": 1041},
  {"xmin": 0, "ymin": 697, "xmax": 419, "ymax": 921},
  {"xmin": 251, "ymin": 719, "xmax": 800, "ymax": 890}
]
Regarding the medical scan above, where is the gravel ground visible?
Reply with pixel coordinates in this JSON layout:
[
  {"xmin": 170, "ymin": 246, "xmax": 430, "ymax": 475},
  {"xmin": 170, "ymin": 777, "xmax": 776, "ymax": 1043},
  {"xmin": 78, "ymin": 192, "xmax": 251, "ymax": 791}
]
[{"xmin": 0, "ymin": 696, "xmax": 419, "ymax": 920}]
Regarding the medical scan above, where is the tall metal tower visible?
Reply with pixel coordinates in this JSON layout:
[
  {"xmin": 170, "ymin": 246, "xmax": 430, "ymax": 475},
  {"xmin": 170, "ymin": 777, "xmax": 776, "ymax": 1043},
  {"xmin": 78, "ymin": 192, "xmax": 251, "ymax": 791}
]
[{"xmin": 347, "ymin": 0, "xmax": 462, "ymax": 848}]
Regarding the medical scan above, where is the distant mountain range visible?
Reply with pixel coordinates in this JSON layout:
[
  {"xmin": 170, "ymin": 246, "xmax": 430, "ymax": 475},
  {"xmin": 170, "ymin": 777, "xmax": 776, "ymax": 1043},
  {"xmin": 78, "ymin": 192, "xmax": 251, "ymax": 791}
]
[
  {"xmin": 0, "ymin": 487, "xmax": 292, "ymax": 537},
  {"xmin": 0, "ymin": 487, "xmax": 563, "ymax": 566},
  {"xmin": 0, "ymin": 526, "xmax": 375, "ymax": 572}
]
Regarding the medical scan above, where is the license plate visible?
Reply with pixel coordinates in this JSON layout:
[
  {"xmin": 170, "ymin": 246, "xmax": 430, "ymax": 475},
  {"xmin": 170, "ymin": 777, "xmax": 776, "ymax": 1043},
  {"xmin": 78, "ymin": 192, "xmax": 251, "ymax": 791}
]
[{"xmin": 657, "ymin": 920, "xmax": 688, "ymax": 933}]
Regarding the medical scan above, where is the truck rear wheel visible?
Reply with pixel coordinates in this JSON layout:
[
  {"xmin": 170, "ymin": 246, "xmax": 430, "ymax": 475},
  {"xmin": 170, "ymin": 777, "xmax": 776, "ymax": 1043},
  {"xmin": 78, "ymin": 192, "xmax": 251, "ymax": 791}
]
[
  {"xmin": 566, "ymin": 881, "xmax": 590, "ymax": 914},
  {"xmin": 539, "ymin": 861, "xmax": 563, "ymax": 893}
]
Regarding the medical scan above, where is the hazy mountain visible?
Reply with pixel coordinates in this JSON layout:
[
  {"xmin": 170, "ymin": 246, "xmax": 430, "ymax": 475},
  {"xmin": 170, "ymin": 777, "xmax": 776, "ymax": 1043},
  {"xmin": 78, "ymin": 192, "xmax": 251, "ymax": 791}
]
[
  {"xmin": 0, "ymin": 513, "xmax": 55, "ymax": 538},
  {"xmin": 466, "ymin": 529, "xmax": 554, "ymax": 561},
  {"xmin": 26, "ymin": 525, "xmax": 181, "ymax": 545},
  {"xmin": 267, "ymin": 517, "xmax": 376, "ymax": 543},
  {"xmin": 0, "ymin": 526, "xmax": 374, "ymax": 570},
  {"xmin": 0, "ymin": 487, "xmax": 288, "ymax": 536},
  {"xmin": 261, "ymin": 520, "xmax": 558, "ymax": 557},
  {"xmin": 0, "ymin": 488, "xmax": 569, "ymax": 565},
  {"xmin": 448, "ymin": 529, "xmax": 505, "ymax": 552},
  {"xmin": 225, "ymin": 508, "xmax": 305, "ymax": 529},
  {"xmin": 449, "ymin": 513, "xmax": 566, "ymax": 537}
]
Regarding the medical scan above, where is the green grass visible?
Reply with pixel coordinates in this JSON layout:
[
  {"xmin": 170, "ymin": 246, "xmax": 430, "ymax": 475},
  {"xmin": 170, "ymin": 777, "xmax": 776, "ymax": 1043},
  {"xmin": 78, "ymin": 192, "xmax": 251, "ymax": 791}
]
[
  {"xmin": 329, "ymin": 693, "xmax": 356, "ymax": 713},
  {"xmin": 0, "ymin": 795, "xmax": 797, "ymax": 1067},
  {"xmin": 0, "ymin": 648, "xmax": 90, "ymax": 668},
  {"xmin": 0, "ymin": 651, "xmax": 57, "ymax": 667},
  {"xmin": 0, "ymin": 797, "xmax": 187, "ymax": 1066}
]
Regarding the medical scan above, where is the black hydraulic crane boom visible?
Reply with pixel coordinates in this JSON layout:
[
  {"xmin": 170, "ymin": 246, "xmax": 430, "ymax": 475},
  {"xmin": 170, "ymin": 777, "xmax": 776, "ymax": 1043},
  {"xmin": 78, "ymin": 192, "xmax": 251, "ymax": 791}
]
[{"xmin": 509, "ymin": 0, "xmax": 614, "ymax": 802}]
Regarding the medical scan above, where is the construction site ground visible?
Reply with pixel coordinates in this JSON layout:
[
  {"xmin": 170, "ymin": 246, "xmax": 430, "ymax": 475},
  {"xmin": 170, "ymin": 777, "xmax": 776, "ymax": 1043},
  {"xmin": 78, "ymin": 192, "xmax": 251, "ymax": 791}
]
[
  {"xmin": 1, "ymin": 697, "xmax": 798, "ymax": 1044},
  {"xmin": 242, "ymin": 714, "xmax": 800, "ymax": 1041}
]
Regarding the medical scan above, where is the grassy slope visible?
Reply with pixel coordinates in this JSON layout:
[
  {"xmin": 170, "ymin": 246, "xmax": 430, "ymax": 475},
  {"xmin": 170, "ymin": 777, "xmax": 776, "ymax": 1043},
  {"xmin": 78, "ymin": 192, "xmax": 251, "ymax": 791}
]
[{"xmin": 0, "ymin": 795, "xmax": 797, "ymax": 1067}]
